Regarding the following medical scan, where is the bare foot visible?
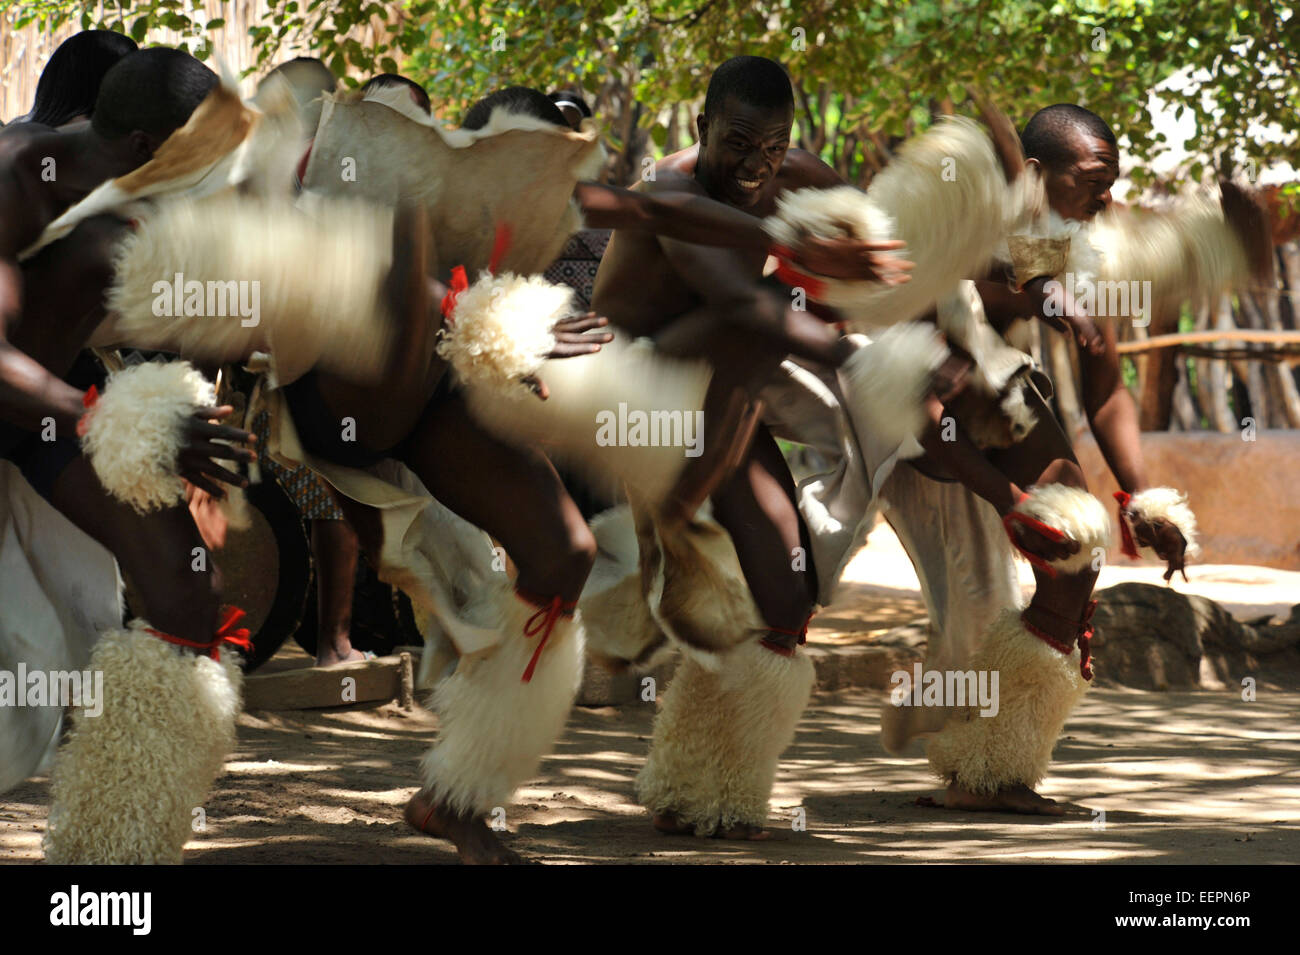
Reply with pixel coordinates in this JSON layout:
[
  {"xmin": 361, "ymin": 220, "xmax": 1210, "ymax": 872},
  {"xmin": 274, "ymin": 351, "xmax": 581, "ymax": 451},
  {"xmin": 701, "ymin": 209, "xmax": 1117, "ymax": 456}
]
[
  {"xmin": 652, "ymin": 811, "xmax": 771, "ymax": 840},
  {"xmin": 943, "ymin": 781, "xmax": 1066, "ymax": 816},
  {"xmin": 315, "ymin": 646, "xmax": 367, "ymax": 667},
  {"xmin": 404, "ymin": 790, "xmax": 524, "ymax": 864},
  {"xmin": 651, "ymin": 811, "xmax": 694, "ymax": 835}
]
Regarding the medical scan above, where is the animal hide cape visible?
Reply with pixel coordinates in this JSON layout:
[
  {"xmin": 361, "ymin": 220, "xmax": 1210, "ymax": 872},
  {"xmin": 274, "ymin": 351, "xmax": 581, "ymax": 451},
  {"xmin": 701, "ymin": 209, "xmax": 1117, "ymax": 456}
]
[
  {"xmin": 20, "ymin": 66, "xmax": 303, "ymax": 262},
  {"xmin": 301, "ymin": 85, "xmax": 606, "ymax": 278}
]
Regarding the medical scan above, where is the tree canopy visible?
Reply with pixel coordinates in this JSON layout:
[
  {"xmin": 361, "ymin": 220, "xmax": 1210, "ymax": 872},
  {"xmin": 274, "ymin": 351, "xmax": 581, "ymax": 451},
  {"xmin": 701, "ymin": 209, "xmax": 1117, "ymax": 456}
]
[{"xmin": 5, "ymin": 1, "xmax": 1296, "ymax": 193}]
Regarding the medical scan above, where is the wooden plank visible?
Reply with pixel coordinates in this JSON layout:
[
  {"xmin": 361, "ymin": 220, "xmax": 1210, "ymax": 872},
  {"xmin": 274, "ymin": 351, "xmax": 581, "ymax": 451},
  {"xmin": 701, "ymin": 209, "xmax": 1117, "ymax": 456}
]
[
  {"xmin": 243, "ymin": 654, "xmax": 405, "ymax": 711},
  {"xmin": 1116, "ymin": 329, "xmax": 1300, "ymax": 352}
]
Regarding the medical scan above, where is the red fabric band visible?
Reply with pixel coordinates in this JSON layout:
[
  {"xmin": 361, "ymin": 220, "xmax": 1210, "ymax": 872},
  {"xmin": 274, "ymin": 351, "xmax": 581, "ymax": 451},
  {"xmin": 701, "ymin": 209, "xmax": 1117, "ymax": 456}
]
[
  {"xmin": 1001, "ymin": 494, "xmax": 1065, "ymax": 579},
  {"xmin": 440, "ymin": 223, "xmax": 514, "ymax": 322},
  {"xmin": 516, "ymin": 588, "xmax": 578, "ymax": 683},
  {"xmin": 772, "ymin": 258, "xmax": 828, "ymax": 300},
  {"xmin": 1021, "ymin": 600, "xmax": 1096, "ymax": 681},
  {"xmin": 145, "ymin": 605, "xmax": 253, "ymax": 662},
  {"xmin": 440, "ymin": 265, "xmax": 468, "ymax": 321},
  {"xmin": 1114, "ymin": 490, "xmax": 1139, "ymax": 559},
  {"xmin": 75, "ymin": 384, "xmax": 100, "ymax": 439}
]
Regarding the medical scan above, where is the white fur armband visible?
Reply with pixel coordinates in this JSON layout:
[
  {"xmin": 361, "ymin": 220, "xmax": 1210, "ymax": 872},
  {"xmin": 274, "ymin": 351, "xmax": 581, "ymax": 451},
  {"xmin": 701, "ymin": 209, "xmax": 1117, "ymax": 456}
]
[
  {"xmin": 765, "ymin": 185, "xmax": 896, "ymax": 248},
  {"xmin": 79, "ymin": 361, "xmax": 215, "ymax": 513},
  {"xmin": 1010, "ymin": 484, "xmax": 1111, "ymax": 574},
  {"xmin": 1123, "ymin": 487, "xmax": 1201, "ymax": 560},
  {"xmin": 838, "ymin": 322, "xmax": 949, "ymax": 452},
  {"xmin": 436, "ymin": 272, "xmax": 572, "ymax": 397}
]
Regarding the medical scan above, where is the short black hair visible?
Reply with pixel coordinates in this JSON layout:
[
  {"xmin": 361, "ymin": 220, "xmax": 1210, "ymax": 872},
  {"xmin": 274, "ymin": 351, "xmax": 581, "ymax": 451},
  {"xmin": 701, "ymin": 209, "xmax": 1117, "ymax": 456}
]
[
  {"xmin": 28, "ymin": 30, "xmax": 138, "ymax": 127},
  {"xmin": 462, "ymin": 86, "xmax": 567, "ymax": 130},
  {"xmin": 703, "ymin": 56, "xmax": 794, "ymax": 119},
  {"xmin": 91, "ymin": 47, "xmax": 218, "ymax": 140},
  {"xmin": 547, "ymin": 89, "xmax": 591, "ymax": 118},
  {"xmin": 360, "ymin": 73, "xmax": 431, "ymax": 113},
  {"xmin": 1021, "ymin": 104, "xmax": 1117, "ymax": 172}
]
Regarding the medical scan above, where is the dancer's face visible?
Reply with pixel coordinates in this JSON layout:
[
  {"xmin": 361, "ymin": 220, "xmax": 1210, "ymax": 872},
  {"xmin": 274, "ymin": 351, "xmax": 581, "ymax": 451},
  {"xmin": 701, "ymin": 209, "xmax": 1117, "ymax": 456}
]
[
  {"xmin": 696, "ymin": 97, "xmax": 793, "ymax": 209},
  {"xmin": 1031, "ymin": 128, "xmax": 1119, "ymax": 223}
]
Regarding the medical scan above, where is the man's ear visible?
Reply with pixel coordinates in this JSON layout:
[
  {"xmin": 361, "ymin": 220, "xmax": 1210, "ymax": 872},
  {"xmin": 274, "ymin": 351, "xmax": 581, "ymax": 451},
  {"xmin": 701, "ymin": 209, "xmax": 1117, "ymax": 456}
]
[
  {"xmin": 696, "ymin": 113, "xmax": 708, "ymax": 146},
  {"xmin": 126, "ymin": 129, "xmax": 161, "ymax": 165},
  {"xmin": 1025, "ymin": 157, "xmax": 1042, "ymax": 174}
]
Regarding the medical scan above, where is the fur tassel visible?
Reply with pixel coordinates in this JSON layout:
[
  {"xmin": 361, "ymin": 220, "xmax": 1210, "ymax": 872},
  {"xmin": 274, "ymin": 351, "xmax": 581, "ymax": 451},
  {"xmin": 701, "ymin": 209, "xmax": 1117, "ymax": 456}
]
[
  {"xmin": 420, "ymin": 595, "xmax": 585, "ymax": 817},
  {"xmin": 43, "ymin": 621, "xmax": 243, "ymax": 864},
  {"xmin": 639, "ymin": 506, "xmax": 766, "ymax": 656},
  {"xmin": 1089, "ymin": 192, "xmax": 1249, "ymax": 315},
  {"xmin": 926, "ymin": 608, "xmax": 1089, "ymax": 795},
  {"xmin": 636, "ymin": 639, "xmax": 814, "ymax": 834},
  {"xmin": 766, "ymin": 184, "xmax": 896, "ymax": 248},
  {"xmin": 1124, "ymin": 487, "xmax": 1202, "ymax": 560},
  {"xmin": 837, "ymin": 322, "xmax": 949, "ymax": 452},
  {"xmin": 80, "ymin": 361, "xmax": 215, "ymax": 513},
  {"xmin": 460, "ymin": 332, "xmax": 711, "ymax": 505},
  {"xmin": 579, "ymin": 507, "xmax": 668, "ymax": 669},
  {"xmin": 106, "ymin": 194, "xmax": 396, "ymax": 383},
  {"xmin": 763, "ymin": 118, "xmax": 1029, "ymax": 330},
  {"xmin": 437, "ymin": 273, "xmax": 570, "ymax": 396},
  {"xmin": 1012, "ymin": 484, "xmax": 1111, "ymax": 574},
  {"xmin": 218, "ymin": 485, "xmax": 253, "ymax": 532}
]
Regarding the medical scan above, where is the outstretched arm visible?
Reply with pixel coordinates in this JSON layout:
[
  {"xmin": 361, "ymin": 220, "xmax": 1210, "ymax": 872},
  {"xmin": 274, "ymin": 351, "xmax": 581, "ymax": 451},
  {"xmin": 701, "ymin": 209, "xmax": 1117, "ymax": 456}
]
[
  {"xmin": 1079, "ymin": 321, "xmax": 1145, "ymax": 493},
  {"xmin": 572, "ymin": 180, "xmax": 910, "ymax": 283}
]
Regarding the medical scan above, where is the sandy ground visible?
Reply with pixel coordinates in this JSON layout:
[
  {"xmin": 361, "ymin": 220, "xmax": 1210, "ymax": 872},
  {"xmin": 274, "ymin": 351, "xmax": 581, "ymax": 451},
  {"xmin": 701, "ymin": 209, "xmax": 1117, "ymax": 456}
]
[{"xmin": 2, "ymin": 521, "xmax": 1296, "ymax": 864}]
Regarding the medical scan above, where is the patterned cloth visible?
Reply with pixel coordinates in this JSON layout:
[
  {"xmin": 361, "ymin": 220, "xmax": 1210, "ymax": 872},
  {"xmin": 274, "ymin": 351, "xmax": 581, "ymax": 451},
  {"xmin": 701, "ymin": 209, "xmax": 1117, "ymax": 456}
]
[
  {"xmin": 543, "ymin": 228, "xmax": 612, "ymax": 308},
  {"xmin": 252, "ymin": 408, "xmax": 345, "ymax": 521}
]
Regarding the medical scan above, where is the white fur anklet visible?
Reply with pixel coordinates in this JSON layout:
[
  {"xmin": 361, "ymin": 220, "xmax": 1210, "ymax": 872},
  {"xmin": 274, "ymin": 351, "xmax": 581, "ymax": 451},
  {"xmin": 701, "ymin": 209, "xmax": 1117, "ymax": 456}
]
[
  {"xmin": 635, "ymin": 639, "xmax": 814, "ymax": 835},
  {"xmin": 1006, "ymin": 484, "xmax": 1111, "ymax": 575},
  {"xmin": 43, "ymin": 620, "xmax": 243, "ymax": 864},
  {"xmin": 420, "ymin": 593, "xmax": 585, "ymax": 817},
  {"xmin": 926, "ymin": 607, "xmax": 1089, "ymax": 796},
  {"xmin": 78, "ymin": 361, "xmax": 216, "ymax": 513}
]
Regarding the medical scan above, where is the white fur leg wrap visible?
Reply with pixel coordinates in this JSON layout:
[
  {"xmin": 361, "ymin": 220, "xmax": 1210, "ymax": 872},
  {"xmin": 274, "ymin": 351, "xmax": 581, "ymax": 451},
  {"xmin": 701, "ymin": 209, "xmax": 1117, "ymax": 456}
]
[
  {"xmin": 461, "ymin": 332, "xmax": 711, "ymax": 504},
  {"xmin": 43, "ymin": 621, "xmax": 243, "ymax": 864},
  {"xmin": 1124, "ymin": 487, "xmax": 1201, "ymax": 560},
  {"xmin": 436, "ymin": 272, "xmax": 570, "ymax": 397},
  {"xmin": 926, "ymin": 608, "xmax": 1089, "ymax": 794},
  {"xmin": 420, "ymin": 596, "xmax": 585, "ymax": 817},
  {"xmin": 79, "ymin": 361, "xmax": 215, "ymax": 513},
  {"xmin": 106, "ymin": 195, "xmax": 395, "ymax": 382},
  {"xmin": 763, "ymin": 118, "xmax": 1032, "ymax": 329},
  {"xmin": 635, "ymin": 641, "xmax": 814, "ymax": 834},
  {"xmin": 1012, "ymin": 484, "xmax": 1111, "ymax": 574},
  {"xmin": 839, "ymin": 322, "xmax": 948, "ymax": 452}
]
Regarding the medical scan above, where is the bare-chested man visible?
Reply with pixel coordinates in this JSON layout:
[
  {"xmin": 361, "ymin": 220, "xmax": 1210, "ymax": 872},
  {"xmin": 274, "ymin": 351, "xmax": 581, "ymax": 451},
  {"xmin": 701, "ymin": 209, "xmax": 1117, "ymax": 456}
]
[
  {"xmin": 887, "ymin": 104, "xmax": 1247, "ymax": 815},
  {"xmin": 286, "ymin": 82, "xmax": 891, "ymax": 862},
  {"xmin": 590, "ymin": 56, "xmax": 911, "ymax": 839},
  {"xmin": 0, "ymin": 48, "xmax": 256, "ymax": 648}
]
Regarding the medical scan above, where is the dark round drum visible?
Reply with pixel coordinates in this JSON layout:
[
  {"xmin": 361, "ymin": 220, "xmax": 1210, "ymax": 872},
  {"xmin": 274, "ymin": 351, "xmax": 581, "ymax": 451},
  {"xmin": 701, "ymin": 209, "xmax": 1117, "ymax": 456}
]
[{"xmin": 220, "ymin": 475, "xmax": 314, "ymax": 672}]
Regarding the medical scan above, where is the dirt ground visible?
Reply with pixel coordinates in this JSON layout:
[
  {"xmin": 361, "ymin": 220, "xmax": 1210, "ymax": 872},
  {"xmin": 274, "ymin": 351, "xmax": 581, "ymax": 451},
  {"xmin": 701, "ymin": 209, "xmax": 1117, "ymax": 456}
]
[
  {"xmin": 2, "ymin": 524, "xmax": 1297, "ymax": 865},
  {"xmin": 1, "ymin": 684, "xmax": 1296, "ymax": 864}
]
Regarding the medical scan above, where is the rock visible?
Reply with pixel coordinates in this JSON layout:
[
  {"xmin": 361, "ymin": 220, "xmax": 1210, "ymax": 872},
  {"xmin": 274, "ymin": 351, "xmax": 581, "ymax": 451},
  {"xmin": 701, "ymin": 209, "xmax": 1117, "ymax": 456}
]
[{"xmin": 1091, "ymin": 582, "xmax": 1300, "ymax": 689}]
